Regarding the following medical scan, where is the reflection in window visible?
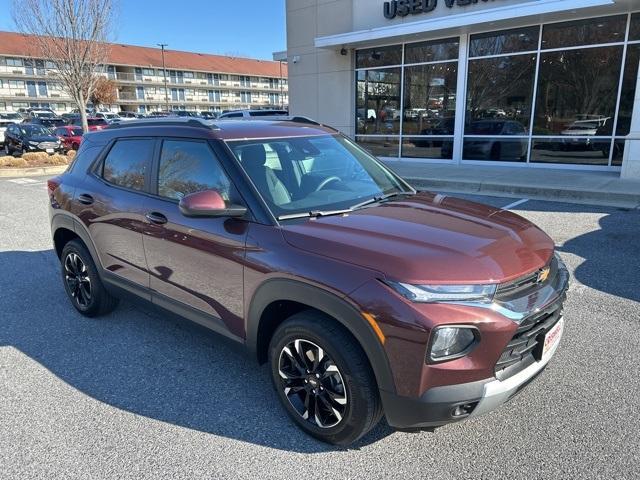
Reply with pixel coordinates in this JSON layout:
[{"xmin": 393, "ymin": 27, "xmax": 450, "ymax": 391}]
[
  {"xmin": 402, "ymin": 137, "xmax": 453, "ymax": 160},
  {"xmin": 405, "ymin": 37, "xmax": 459, "ymax": 63},
  {"xmin": 356, "ymin": 45, "xmax": 402, "ymax": 69},
  {"xmin": 463, "ymin": 138, "xmax": 528, "ymax": 162},
  {"xmin": 615, "ymin": 44, "xmax": 639, "ymax": 136},
  {"xmin": 403, "ymin": 63, "xmax": 457, "ymax": 135},
  {"xmin": 158, "ymin": 140, "xmax": 232, "ymax": 201},
  {"xmin": 355, "ymin": 136, "xmax": 399, "ymax": 157},
  {"xmin": 102, "ymin": 139, "xmax": 153, "ymax": 191},
  {"xmin": 356, "ymin": 68, "xmax": 401, "ymax": 135},
  {"xmin": 541, "ymin": 15, "xmax": 627, "ymax": 49},
  {"xmin": 630, "ymin": 13, "xmax": 640, "ymax": 41},
  {"xmin": 530, "ymin": 138, "xmax": 611, "ymax": 165},
  {"xmin": 469, "ymin": 26, "xmax": 539, "ymax": 57},
  {"xmin": 465, "ymin": 55, "xmax": 536, "ymax": 132},
  {"xmin": 533, "ymin": 47, "xmax": 623, "ymax": 135}
]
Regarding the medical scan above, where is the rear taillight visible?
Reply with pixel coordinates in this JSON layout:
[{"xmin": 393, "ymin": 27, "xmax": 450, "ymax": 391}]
[{"xmin": 47, "ymin": 176, "xmax": 62, "ymax": 197}]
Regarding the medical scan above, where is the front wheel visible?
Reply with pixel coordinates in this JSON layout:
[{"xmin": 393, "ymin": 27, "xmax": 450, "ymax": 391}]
[{"xmin": 269, "ymin": 311, "xmax": 382, "ymax": 445}]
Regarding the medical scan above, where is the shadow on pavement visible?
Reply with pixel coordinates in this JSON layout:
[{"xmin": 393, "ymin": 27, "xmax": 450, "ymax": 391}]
[{"xmin": 0, "ymin": 249, "xmax": 393, "ymax": 453}]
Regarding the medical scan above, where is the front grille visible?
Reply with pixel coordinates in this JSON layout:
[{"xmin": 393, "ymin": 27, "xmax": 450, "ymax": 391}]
[
  {"xmin": 494, "ymin": 298, "xmax": 564, "ymax": 381},
  {"xmin": 495, "ymin": 255, "xmax": 558, "ymax": 301},
  {"xmin": 38, "ymin": 142, "xmax": 58, "ymax": 149}
]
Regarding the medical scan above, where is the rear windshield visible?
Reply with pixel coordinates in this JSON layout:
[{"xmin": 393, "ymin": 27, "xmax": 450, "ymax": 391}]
[{"xmin": 88, "ymin": 118, "xmax": 108, "ymax": 126}]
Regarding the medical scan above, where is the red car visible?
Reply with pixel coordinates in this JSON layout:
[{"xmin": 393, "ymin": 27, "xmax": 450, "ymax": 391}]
[
  {"xmin": 67, "ymin": 116, "xmax": 109, "ymax": 132},
  {"xmin": 48, "ymin": 118, "xmax": 569, "ymax": 445},
  {"xmin": 53, "ymin": 126, "xmax": 84, "ymax": 152}
]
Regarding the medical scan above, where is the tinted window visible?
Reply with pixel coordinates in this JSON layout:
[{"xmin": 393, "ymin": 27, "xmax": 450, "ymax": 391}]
[
  {"xmin": 405, "ymin": 37, "xmax": 459, "ymax": 63},
  {"xmin": 470, "ymin": 26, "xmax": 539, "ymax": 57},
  {"xmin": 157, "ymin": 140, "xmax": 233, "ymax": 201},
  {"xmin": 616, "ymin": 44, "xmax": 640, "ymax": 136},
  {"xmin": 223, "ymin": 113, "xmax": 243, "ymax": 118},
  {"xmin": 102, "ymin": 139, "xmax": 154, "ymax": 191},
  {"xmin": 356, "ymin": 45, "xmax": 402, "ymax": 69},
  {"xmin": 541, "ymin": 15, "xmax": 627, "ymax": 49},
  {"xmin": 630, "ymin": 13, "xmax": 640, "ymax": 41}
]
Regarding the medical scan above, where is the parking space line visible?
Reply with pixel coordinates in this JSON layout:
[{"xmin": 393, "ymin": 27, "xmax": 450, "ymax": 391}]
[{"xmin": 502, "ymin": 198, "xmax": 529, "ymax": 210}]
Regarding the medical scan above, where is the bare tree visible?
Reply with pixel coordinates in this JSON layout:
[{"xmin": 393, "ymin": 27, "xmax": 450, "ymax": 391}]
[{"xmin": 12, "ymin": 0, "xmax": 116, "ymax": 132}]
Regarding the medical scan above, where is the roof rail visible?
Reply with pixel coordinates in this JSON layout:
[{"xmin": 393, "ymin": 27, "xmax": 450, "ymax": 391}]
[{"xmin": 106, "ymin": 118, "xmax": 220, "ymax": 130}]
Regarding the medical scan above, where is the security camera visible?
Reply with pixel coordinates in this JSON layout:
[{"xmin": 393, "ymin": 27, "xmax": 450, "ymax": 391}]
[{"xmin": 292, "ymin": 55, "xmax": 300, "ymax": 64}]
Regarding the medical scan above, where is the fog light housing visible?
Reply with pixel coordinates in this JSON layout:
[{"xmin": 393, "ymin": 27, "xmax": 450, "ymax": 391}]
[{"xmin": 428, "ymin": 326, "xmax": 479, "ymax": 363}]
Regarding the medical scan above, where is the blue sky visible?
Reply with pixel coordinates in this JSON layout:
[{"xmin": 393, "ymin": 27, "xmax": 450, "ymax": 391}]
[{"xmin": 0, "ymin": 0, "xmax": 286, "ymax": 60}]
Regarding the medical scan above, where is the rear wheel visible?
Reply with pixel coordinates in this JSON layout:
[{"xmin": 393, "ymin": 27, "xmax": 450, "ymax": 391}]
[
  {"xmin": 60, "ymin": 239, "xmax": 119, "ymax": 317},
  {"xmin": 269, "ymin": 311, "xmax": 382, "ymax": 445}
]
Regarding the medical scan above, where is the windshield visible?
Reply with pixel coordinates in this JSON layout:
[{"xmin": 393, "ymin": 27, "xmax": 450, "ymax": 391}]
[
  {"xmin": 1, "ymin": 113, "xmax": 22, "ymax": 120},
  {"xmin": 227, "ymin": 134, "xmax": 410, "ymax": 219},
  {"xmin": 21, "ymin": 125, "xmax": 52, "ymax": 136}
]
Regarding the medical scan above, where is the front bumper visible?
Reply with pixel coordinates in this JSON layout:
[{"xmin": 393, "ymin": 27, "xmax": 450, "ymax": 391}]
[{"xmin": 382, "ymin": 319, "xmax": 563, "ymax": 429}]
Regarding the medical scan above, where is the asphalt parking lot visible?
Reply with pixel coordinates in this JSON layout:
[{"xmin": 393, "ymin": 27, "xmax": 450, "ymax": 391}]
[{"xmin": 1, "ymin": 176, "xmax": 639, "ymax": 479}]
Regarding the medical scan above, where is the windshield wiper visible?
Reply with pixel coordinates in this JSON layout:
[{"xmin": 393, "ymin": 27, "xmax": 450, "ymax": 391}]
[
  {"xmin": 349, "ymin": 190, "xmax": 416, "ymax": 210},
  {"xmin": 277, "ymin": 208, "xmax": 354, "ymax": 221}
]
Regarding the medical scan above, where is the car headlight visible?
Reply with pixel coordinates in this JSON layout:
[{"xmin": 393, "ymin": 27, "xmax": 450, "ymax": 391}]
[
  {"xmin": 429, "ymin": 326, "xmax": 479, "ymax": 362},
  {"xmin": 29, "ymin": 141, "xmax": 39, "ymax": 146},
  {"xmin": 384, "ymin": 281, "xmax": 497, "ymax": 303}
]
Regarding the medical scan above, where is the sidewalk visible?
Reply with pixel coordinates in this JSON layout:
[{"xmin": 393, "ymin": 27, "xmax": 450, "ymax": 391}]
[{"xmin": 383, "ymin": 161, "xmax": 640, "ymax": 209}]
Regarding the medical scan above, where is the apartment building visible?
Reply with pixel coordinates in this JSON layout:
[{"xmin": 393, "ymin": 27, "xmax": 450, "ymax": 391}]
[{"xmin": 0, "ymin": 31, "xmax": 288, "ymax": 115}]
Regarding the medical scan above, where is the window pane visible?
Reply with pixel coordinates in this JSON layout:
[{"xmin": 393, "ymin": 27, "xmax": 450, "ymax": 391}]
[
  {"xmin": 403, "ymin": 63, "xmax": 457, "ymax": 135},
  {"xmin": 463, "ymin": 138, "xmax": 528, "ymax": 161},
  {"xmin": 615, "ymin": 44, "xmax": 640, "ymax": 136},
  {"xmin": 404, "ymin": 37, "xmax": 459, "ymax": 63},
  {"xmin": 356, "ymin": 68, "xmax": 401, "ymax": 134},
  {"xmin": 355, "ymin": 136, "xmax": 399, "ymax": 157},
  {"xmin": 158, "ymin": 140, "xmax": 233, "ymax": 201},
  {"xmin": 541, "ymin": 15, "xmax": 627, "ymax": 49},
  {"xmin": 611, "ymin": 140, "xmax": 624, "ymax": 166},
  {"xmin": 356, "ymin": 45, "xmax": 402, "ymax": 69},
  {"xmin": 102, "ymin": 139, "xmax": 153, "ymax": 191},
  {"xmin": 530, "ymin": 138, "xmax": 611, "ymax": 165},
  {"xmin": 401, "ymin": 137, "xmax": 454, "ymax": 159},
  {"xmin": 465, "ymin": 54, "xmax": 536, "ymax": 132},
  {"xmin": 630, "ymin": 13, "xmax": 640, "ymax": 41},
  {"xmin": 469, "ymin": 26, "xmax": 539, "ymax": 57},
  {"xmin": 533, "ymin": 47, "xmax": 623, "ymax": 135}
]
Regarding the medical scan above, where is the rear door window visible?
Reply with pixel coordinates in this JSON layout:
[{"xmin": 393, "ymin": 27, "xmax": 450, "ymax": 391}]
[{"xmin": 101, "ymin": 139, "xmax": 154, "ymax": 191}]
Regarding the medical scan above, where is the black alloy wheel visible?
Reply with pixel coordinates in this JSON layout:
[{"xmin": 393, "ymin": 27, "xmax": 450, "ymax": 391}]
[{"xmin": 64, "ymin": 252, "xmax": 92, "ymax": 308}]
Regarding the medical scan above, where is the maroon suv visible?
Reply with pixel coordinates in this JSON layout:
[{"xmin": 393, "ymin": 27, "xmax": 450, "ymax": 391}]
[{"xmin": 48, "ymin": 118, "xmax": 569, "ymax": 445}]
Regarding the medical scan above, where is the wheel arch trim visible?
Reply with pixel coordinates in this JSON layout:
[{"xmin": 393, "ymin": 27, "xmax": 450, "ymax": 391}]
[{"xmin": 246, "ymin": 278, "xmax": 396, "ymax": 394}]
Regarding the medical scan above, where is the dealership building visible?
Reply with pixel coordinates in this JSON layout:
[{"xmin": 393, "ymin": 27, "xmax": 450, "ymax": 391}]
[{"xmin": 284, "ymin": 0, "xmax": 640, "ymax": 179}]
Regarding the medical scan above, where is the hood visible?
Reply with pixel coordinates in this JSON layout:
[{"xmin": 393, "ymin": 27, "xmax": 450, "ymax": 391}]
[
  {"xmin": 27, "ymin": 135, "xmax": 59, "ymax": 142},
  {"xmin": 281, "ymin": 192, "xmax": 554, "ymax": 284}
]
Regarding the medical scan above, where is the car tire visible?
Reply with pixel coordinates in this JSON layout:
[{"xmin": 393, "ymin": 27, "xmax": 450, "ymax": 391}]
[
  {"xmin": 60, "ymin": 239, "xmax": 119, "ymax": 317},
  {"xmin": 269, "ymin": 310, "xmax": 382, "ymax": 446}
]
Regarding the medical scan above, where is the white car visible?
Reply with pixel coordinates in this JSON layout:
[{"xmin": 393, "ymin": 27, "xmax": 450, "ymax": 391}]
[
  {"xmin": 0, "ymin": 113, "xmax": 19, "ymax": 146},
  {"xmin": 95, "ymin": 112, "xmax": 123, "ymax": 124}
]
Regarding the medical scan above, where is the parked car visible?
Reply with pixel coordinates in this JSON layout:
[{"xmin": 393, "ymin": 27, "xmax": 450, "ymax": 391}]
[
  {"xmin": 442, "ymin": 120, "xmax": 528, "ymax": 160},
  {"xmin": 118, "ymin": 111, "xmax": 144, "ymax": 120},
  {"xmin": 95, "ymin": 112, "xmax": 122, "ymax": 124},
  {"xmin": 218, "ymin": 109, "xmax": 288, "ymax": 119},
  {"xmin": 0, "ymin": 114, "xmax": 16, "ymax": 146},
  {"xmin": 48, "ymin": 117, "xmax": 568, "ymax": 445},
  {"xmin": 4, "ymin": 123, "xmax": 63, "ymax": 156},
  {"xmin": 67, "ymin": 116, "xmax": 109, "ymax": 131},
  {"xmin": 199, "ymin": 111, "xmax": 218, "ymax": 119},
  {"xmin": 26, "ymin": 117, "xmax": 67, "ymax": 128},
  {"xmin": 53, "ymin": 125, "xmax": 84, "ymax": 152}
]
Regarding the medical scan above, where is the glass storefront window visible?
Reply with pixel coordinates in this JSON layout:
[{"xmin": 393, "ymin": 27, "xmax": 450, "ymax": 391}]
[
  {"xmin": 469, "ymin": 26, "xmax": 539, "ymax": 57},
  {"xmin": 402, "ymin": 137, "xmax": 453, "ymax": 160},
  {"xmin": 530, "ymin": 138, "xmax": 612, "ymax": 165},
  {"xmin": 463, "ymin": 138, "xmax": 529, "ymax": 162},
  {"xmin": 541, "ymin": 16, "xmax": 627, "ymax": 49},
  {"xmin": 465, "ymin": 54, "xmax": 536, "ymax": 132},
  {"xmin": 533, "ymin": 46, "xmax": 623, "ymax": 136},
  {"xmin": 405, "ymin": 37, "xmax": 459, "ymax": 64},
  {"xmin": 611, "ymin": 140, "xmax": 625, "ymax": 167},
  {"xmin": 356, "ymin": 45, "xmax": 402, "ymax": 69},
  {"xmin": 630, "ymin": 13, "xmax": 640, "ymax": 41},
  {"xmin": 356, "ymin": 68, "xmax": 401, "ymax": 135},
  {"xmin": 355, "ymin": 137, "xmax": 399, "ymax": 157},
  {"xmin": 403, "ymin": 63, "xmax": 457, "ymax": 135},
  {"xmin": 615, "ymin": 44, "xmax": 640, "ymax": 136}
]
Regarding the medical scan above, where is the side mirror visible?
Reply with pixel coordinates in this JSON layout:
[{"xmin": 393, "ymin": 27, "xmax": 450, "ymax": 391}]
[{"xmin": 178, "ymin": 190, "xmax": 247, "ymax": 218}]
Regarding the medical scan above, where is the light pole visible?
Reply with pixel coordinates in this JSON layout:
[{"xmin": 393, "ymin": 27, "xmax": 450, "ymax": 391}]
[{"xmin": 157, "ymin": 43, "xmax": 169, "ymax": 112}]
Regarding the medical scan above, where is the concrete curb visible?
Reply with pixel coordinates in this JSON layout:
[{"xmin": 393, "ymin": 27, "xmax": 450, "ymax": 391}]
[
  {"xmin": 0, "ymin": 165, "xmax": 68, "ymax": 178},
  {"xmin": 405, "ymin": 177, "xmax": 640, "ymax": 209}
]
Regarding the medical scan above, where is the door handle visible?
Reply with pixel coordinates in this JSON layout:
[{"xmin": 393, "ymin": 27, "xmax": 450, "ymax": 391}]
[
  {"xmin": 78, "ymin": 193, "xmax": 94, "ymax": 205},
  {"xmin": 145, "ymin": 212, "xmax": 168, "ymax": 225}
]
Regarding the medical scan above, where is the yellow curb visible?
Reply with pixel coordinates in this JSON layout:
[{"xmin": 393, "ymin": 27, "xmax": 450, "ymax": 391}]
[{"xmin": 0, "ymin": 165, "xmax": 69, "ymax": 178}]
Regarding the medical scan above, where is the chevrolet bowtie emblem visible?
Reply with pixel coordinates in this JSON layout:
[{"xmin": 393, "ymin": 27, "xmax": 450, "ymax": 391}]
[{"xmin": 537, "ymin": 266, "xmax": 551, "ymax": 283}]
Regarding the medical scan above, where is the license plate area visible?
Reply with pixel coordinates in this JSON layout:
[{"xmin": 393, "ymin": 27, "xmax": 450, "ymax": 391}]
[
  {"xmin": 46, "ymin": 148, "xmax": 54, "ymax": 153},
  {"xmin": 543, "ymin": 318, "xmax": 563, "ymax": 356}
]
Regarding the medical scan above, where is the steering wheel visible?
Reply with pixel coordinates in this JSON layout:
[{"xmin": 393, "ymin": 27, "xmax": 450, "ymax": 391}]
[{"xmin": 315, "ymin": 176, "xmax": 342, "ymax": 192}]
